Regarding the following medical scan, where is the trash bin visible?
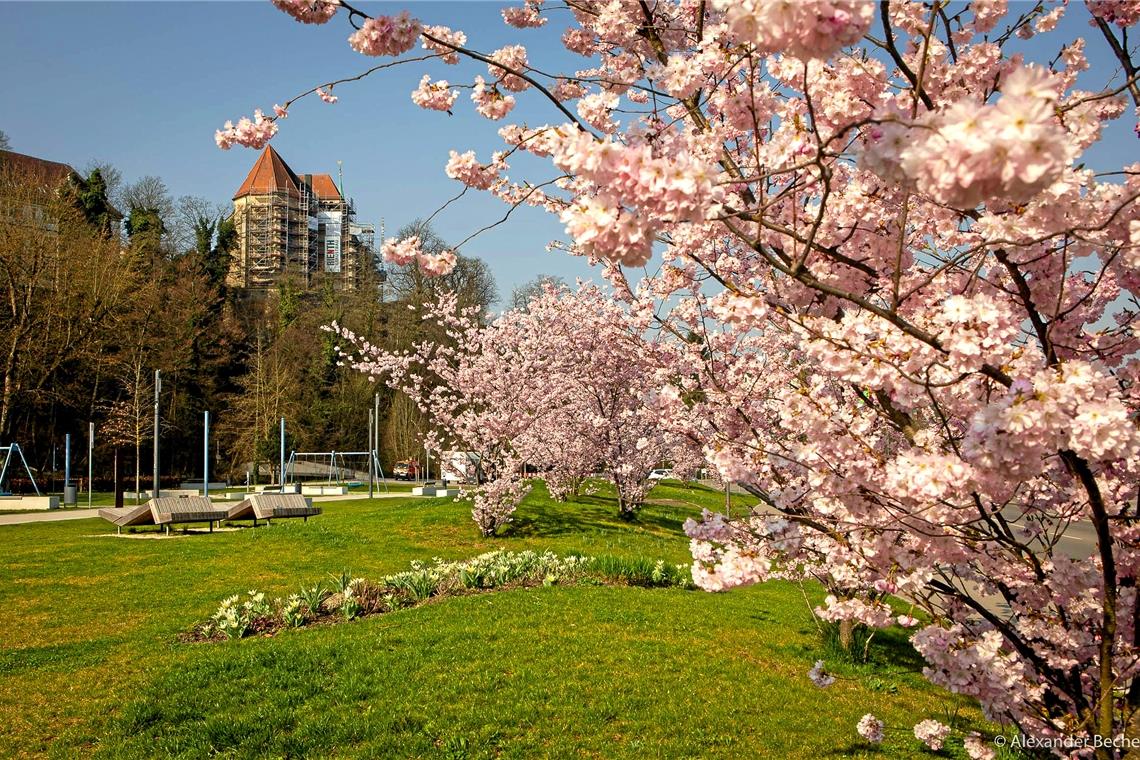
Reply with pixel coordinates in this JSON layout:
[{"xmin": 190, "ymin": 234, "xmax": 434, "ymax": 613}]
[{"xmin": 63, "ymin": 486, "xmax": 77, "ymax": 505}]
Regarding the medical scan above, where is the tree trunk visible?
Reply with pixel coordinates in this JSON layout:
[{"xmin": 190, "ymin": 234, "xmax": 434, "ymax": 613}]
[
  {"xmin": 134, "ymin": 439, "xmax": 141, "ymax": 503},
  {"xmin": 838, "ymin": 619, "xmax": 855, "ymax": 652}
]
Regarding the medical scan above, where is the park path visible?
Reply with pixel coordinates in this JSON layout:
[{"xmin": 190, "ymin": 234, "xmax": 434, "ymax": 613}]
[
  {"xmin": 0, "ymin": 508, "xmax": 103, "ymax": 525},
  {"xmin": 0, "ymin": 491, "xmax": 424, "ymax": 527}
]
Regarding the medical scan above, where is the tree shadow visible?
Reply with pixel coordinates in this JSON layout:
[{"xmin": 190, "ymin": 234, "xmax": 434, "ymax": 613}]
[
  {"xmin": 821, "ymin": 743, "xmax": 886, "ymax": 756},
  {"xmin": 503, "ymin": 492, "xmax": 623, "ymax": 537},
  {"xmin": 504, "ymin": 490, "xmax": 693, "ymax": 539}
]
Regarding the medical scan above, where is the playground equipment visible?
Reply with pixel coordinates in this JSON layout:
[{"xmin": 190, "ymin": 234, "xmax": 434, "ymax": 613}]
[
  {"xmin": 285, "ymin": 451, "xmax": 388, "ymax": 493},
  {"xmin": 0, "ymin": 443, "xmax": 40, "ymax": 496}
]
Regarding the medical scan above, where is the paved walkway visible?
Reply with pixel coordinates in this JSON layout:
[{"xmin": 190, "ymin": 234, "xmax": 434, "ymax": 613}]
[
  {"xmin": 0, "ymin": 508, "xmax": 103, "ymax": 525},
  {"xmin": 0, "ymin": 491, "xmax": 427, "ymax": 526}
]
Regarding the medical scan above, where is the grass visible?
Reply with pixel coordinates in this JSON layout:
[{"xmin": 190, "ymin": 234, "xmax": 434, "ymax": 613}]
[{"xmin": 0, "ymin": 480, "xmax": 999, "ymax": 758}]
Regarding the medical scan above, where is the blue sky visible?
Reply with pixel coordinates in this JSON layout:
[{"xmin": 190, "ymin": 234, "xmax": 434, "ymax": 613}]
[
  {"xmin": 0, "ymin": 1, "xmax": 598, "ymax": 302},
  {"xmin": 1, "ymin": 2, "xmax": 1135, "ymax": 303}
]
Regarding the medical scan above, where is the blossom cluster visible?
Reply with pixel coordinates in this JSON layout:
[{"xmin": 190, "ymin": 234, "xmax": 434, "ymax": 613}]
[
  {"xmin": 411, "ymin": 75, "xmax": 458, "ymax": 112},
  {"xmin": 855, "ymin": 714, "xmax": 884, "ymax": 744},
  {"xmin": 214, "ymin": 109, "xmax": 277, "ymax": 150},
  {"xmin": 912, "ymin": 720, "xmax": 950, "ymax": 751},
  {"xmin": 863, "ymin": 66, "xmax": 1072, "ymax": 207},
  {"xmin": 1088, "ymin": 1, "xmax": 1140, "ymax": 27},
  {"xmin": 502, "ymin": 3, "xmax": 546, "ymax": 29},
  {"xmin": 552, "ymin": 133, "xmax": 721, "ymax": 266},
  {"xmin": 965, "ymin": 361, "xmax": 1140, "ymax": 476},
  {"xmin": 444, "ymin": 150, "xmax": 504, "ymax": 190},
  {"xmin": 348, "ymin": 11, "xmax": 421, "ymax": 57},
  {"xmin": 379, "ymin": 235, "xmax": 458, "ymax": 277},
  {"xmin": 712, "ymin": 0, "xmax": 873, "ymax": 61},
  {"xmin": 270, "ymin": 0, "xmax": 337, "ymax": 25},
  {"xmin": 709, "ymin": 292, "xmax": 768, "ymax": 329},
  {"xmin": 807, "ymin": 660, "xmax": 834, "ymax": 688},
  {"xmin": 421, "ymin": 24, "xmax": 465, "ymax": 64},
  {"xmin": 487, "ymin": 45, "xmax": 529, "ymax": 92},
  {"xmin": 471, "ymin": 76, "xmax": 516, "ymax": 120},
  {"xmin": 471, "ymin": 475, "xmax": 531, "ymax": 536}
]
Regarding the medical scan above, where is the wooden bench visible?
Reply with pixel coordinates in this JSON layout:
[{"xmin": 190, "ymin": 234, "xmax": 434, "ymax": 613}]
[
  {"xmin": 98, "ymin": 503, "xmax": 155, "ymax": 533},
  {"xmin": 226, "ymin": 494, "xmax": 321, "ymax": 526},
  {"xmin": 99, "ymin": 497, "xmax": 228, "ymax": 534}
]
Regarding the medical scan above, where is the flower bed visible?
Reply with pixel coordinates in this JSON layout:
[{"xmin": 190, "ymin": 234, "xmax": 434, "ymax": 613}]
[{"xmin": 187, "ymin": 550, "xmax": 692, "ymax": 642}]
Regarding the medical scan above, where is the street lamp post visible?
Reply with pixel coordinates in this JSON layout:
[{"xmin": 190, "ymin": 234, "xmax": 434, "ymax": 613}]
[
  {"xmin": 203, "ymin": 411, "xmax": 210, "ymax": 500},
  {"xmin": 153, "ymin": 370, "xmax": 161, "ymax": 499}
]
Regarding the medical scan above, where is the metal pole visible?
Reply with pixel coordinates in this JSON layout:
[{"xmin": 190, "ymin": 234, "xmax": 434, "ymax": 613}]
[
  {"xmin": 153, "ymin": 370, "xmax": 161, "ymax": 499},
  {"xmin": 373, "ymin": 392, "xmax": 380, "ymax": 480},
  {"xmin": 87, "ymin": 422, "xmax": 94, "ymax": 507},
  {"xmin": 367, "ymin": 409, "xmax": 374, "ymax": 498},
  {"xmin": 279, "ymin": 417, "xmax": 286, "ymax": 494},
  {"xmin": 203, "ymin": 411, "xmax": 210, "ymax": 499},
  {"xmin": 64, "ymin": 434, "xmax": 71, "ymax": 492}
]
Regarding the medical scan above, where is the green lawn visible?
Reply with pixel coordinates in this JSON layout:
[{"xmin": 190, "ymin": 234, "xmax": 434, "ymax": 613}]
[{"xmin": 0, "ymin": 482, "xmax": 996, "ymax": 758}]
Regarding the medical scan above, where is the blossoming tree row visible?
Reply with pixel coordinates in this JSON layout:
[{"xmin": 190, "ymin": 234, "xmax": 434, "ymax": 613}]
[{"xmin": 331, "ymin": 283, "xmax": 696, "ymax": 535}]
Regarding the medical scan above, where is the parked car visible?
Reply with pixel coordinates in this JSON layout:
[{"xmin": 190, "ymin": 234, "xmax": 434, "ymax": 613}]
[
  {"xmin": 647, "ymin": 468, "xmax": 674, "ymax": 481},
  {"xmin": 392, "ymin": 460, "xmax": 421, "ymax": 481}
]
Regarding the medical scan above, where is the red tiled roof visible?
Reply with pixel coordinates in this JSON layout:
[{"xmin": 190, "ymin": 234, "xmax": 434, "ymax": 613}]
[
  {"xmin": 309, "ymin": 173, "xmax": 341, "ymax": 200},
  {"xmin": 233, "ymin": 145, "xmax": 302, "ymax": 200},
  {"xmin": 0, "ymin": 149, "xmax": 77, "ymax": 186}
]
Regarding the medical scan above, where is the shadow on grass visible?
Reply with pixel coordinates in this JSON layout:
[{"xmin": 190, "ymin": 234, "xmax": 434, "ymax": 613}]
[
  {"xmin": 821, "ymin": 743, "xmax": 885, "ymax": 756},
  {"xmin": 505, "ymin": 501, "xmax": 621, "ymax": 538},
  {"xmin": 504, "ymin": 490, "xmax": 693, "ymax": 539}
]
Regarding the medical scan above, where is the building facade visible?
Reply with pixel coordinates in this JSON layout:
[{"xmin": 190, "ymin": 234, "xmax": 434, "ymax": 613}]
[{"xmin": 228, "ymin": 146, "xmax": 376, "ymax": 291}]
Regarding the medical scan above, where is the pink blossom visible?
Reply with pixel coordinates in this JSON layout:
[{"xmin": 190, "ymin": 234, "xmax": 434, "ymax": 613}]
[
  {"xmin": 502, "ymin": 3, "xmax": 546, "ymax": 28},
  {"xmin": 913, "ymin": 720, "xmax": 950, "ymax": 750},
  {"xmin": 562, "ymin": 27, "xmax": 597, "ymax": 56},
  {"xmin": 551, "ymin": 79, "xmax": 586, "ymax": 101},
  {"xmin": 709, "ymin": 292, "xmax": 768, "ymax": 328},
  {"xmin": 856, "ymin": 714, "xmax": 884, "ymax": 744},
  {"xmin": 816, "ymin": 595, "xmax": 894, "ymax": 629},
  {"xmin": 712, "ymin": 0, "xmax": 874, "ymax": 61},
  {"xmin": 971, "ymin": 0, "xmax": 1007, "ymax": 33},
  {"xmin": 964, "ymin": 733, "xmax": 996, "ymax": 760},
  {"xmin": 471, "ymin": 76, "xmax": 516, "ymax": 120},
  {"xmin": 270, "ymin": 0, "xmax": 338, "ymax": 25},
  {"xmin": 445, "ymin": 150, "xmax": 505, "ymax": 190},
  {"xmin": 411, "ymin": 75, "xmax": 458, "ymax": 112},
  {"xmin": 422, "ymin": 25, "xmax": 465, "ymax": 64},
  {"xmin": 576, "ymin": 90, "xmax": 619, "ymax": 132},
  {"xmin": 380, "ymin": 236, "xmax": 420, "ymax": 266},
  {"xmin": 418, "ymin": 249, "xmax": 457, "ymax": 277},
  {"xmin": 316, "ymin": 87, "xmax": 337, "ymax": 104},
  {"xmin": 215, "ymin": 109, "xmax": 277, "ymax": 150},
  {"xmin": 808, "ymin": 660, "xmax": 835, "ymax": 688},
  {"xmin": 1088, "ymin": 1, "xmax": 1140, "ymax": 27},
  {"xmin": 488, "ymin": 45, "xmax": 530, "ymax": 92},
  {"xmin": 348, "ymin": 12, "xmax": 421, "ymax": 57}
]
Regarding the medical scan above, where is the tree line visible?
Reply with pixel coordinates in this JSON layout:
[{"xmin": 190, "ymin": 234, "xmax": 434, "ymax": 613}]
[{"xmin": 0, "ymin": 158, "xmax": 499, "ymax": 491}]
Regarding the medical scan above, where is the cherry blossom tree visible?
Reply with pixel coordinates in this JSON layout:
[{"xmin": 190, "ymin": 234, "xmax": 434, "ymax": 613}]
[
  {"xmin": 230, "ymin": 0, "xmax": 1140, "ymax": 753},
  {"xmin": 333, "ymin": 283, "xmax": 688, "ymax": 529},
  {"xmin": 331, "ymin": 291, "xmax": 544, "ymax": 536}
]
